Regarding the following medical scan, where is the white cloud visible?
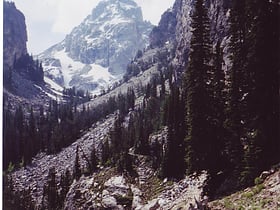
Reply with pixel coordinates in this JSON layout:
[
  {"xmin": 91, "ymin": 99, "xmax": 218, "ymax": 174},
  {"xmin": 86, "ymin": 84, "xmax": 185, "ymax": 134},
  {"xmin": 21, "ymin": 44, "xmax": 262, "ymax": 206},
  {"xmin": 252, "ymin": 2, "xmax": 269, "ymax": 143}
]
[{"xmin": 12, "ymin": 0, "xmax": 175, "ymax": 54}]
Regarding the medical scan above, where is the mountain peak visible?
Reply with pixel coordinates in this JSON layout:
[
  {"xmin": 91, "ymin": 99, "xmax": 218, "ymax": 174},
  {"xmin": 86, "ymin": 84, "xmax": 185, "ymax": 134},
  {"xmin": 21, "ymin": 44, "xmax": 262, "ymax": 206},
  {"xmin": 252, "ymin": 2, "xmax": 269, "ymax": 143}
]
[
  {"xmin": 39, "ymin": 0, "xmax": 153, "ymax": 94},
  {"xmin": 89, "ymin": 0, "xmax": 142, "ymax": 25}
]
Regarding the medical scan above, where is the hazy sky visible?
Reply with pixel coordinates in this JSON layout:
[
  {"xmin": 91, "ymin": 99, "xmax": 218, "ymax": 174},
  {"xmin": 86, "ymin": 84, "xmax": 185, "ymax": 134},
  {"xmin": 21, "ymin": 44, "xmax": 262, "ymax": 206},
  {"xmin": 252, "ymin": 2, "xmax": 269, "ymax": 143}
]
[{"xmin": 11, "ymin": 0, "xmax": 175, "ymax": 55}]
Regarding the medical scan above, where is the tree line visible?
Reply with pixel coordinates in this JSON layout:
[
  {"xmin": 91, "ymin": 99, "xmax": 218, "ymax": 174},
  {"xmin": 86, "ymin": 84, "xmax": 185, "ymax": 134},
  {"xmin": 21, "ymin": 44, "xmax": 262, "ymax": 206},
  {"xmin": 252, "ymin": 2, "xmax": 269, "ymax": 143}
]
[
  {"xmin": 3, "ymin": 88, "xmax": 136, "ymax": 170},
  {"xmin": 4, "ymin": 53, "xmax": 44, "ymax": 89}
]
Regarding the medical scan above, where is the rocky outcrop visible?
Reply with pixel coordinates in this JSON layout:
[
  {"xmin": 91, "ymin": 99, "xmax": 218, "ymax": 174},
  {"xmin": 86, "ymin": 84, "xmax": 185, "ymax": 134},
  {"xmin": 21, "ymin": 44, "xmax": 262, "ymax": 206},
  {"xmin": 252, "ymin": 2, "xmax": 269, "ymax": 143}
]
[
  {"xmin": 3, "ymin": 1, "xmax": 27, "ymax": 70},
  {"xmin": 39, "ymin": 0, "xmax": 153, "ymax": 93},
  {"xmin": 149, "ymin": 5, "xmax": 178, "ymax": 48}
]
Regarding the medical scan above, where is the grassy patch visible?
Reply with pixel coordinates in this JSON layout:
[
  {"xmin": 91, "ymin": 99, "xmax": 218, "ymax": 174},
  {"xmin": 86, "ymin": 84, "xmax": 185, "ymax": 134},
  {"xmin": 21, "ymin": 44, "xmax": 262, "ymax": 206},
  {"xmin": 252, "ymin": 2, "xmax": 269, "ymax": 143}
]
[
  {"xmin": 242, "ymin": 191, "xmax": 254, "ymax": 199},
  {"xmin": 254, "ymin": 177, "xmax": 263, "ymax": 185},
  {"xmin": 223, "ymin": 197, "xmax": 234, "ymax": 209},
  {"xmin": 252, "ymin": 184, "xmax": 265, "ymax": 194},
  {"xmin": 139, "ymin": 175, "xmax": 167, "ymax": 202}
]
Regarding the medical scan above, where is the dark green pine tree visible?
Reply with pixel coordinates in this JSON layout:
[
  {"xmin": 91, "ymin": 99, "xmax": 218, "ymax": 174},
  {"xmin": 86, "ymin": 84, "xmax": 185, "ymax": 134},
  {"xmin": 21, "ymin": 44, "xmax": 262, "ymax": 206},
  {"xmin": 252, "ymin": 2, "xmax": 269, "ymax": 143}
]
[
  {"xmin": 184, "ymin": 0, "xmax": 212, "ymax": 174},
  {"xmin": 3, "ymin": 106, "xmax": 16, "ymax": 169},
  {"xmin": 134, "ymin": 110, "xmax": 150, "ymax": 155},
  {"xmin": 240, "ymin": 0, "xmax": 280, "ymax": 186},
  {"xmin": 44, "ymin": 167, "xmax": 59, "ymax": 210},
  {"xmin": 110, "ymin": 115, "xmax": 123, "ymax": 163},
  {"xmin": 161, "ymin": 85, "xmax": 185, "ymax": 179},
  {"xmin": 209, "ymin": 41, "xmax": 226, "ymax": 170},
  {"xmin": 225, "ymin": 0, "xmax": 247, "ymax": 178},
  {"xmin": 204, "ymin": 41, "xmax": 227, "ymax": 196},
  {"xmin": 161, "ymin": 93, "xmax": 175, "ymax": 178},
  {"xmin": 60, "ymin": 169, "xmax": 72, "ymax": 207},
  {"xmin": 27, "ymin": 107, "xmax": 36, "ymax": 163},
  {"xmin": 15, "ymin": 105, "xmax": 24, "ymax": 163},
  {"xmin": 101, "ymin": 138, "xmax": 111, "ymax": 166},
  {"xmin": 90, "ymin": 146, "xmax": 98, "ymax": 173},
  {"xmin": 74, "ymin": 146, "xmax": 81, "ymax": 180}
]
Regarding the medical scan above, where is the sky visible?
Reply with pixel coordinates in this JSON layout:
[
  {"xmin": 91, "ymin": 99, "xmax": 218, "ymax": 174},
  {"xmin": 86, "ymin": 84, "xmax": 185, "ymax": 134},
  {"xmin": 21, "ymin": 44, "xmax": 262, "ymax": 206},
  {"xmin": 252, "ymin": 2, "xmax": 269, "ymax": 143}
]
[{"xmin": 11, "ymin": 0, "xmax": 175, "ymax": 55}]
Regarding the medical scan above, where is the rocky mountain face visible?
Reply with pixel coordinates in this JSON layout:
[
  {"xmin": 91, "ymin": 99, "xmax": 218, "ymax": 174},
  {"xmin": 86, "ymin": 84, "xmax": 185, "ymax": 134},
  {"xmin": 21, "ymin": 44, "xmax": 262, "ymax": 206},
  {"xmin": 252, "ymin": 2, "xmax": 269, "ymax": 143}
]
[
  {"xmin": 3, "ymin": 1, "xmax": 27, "ymax": 70},
  {"xmin": 173, "ymin": 0, "xmax": 231, "ymax": 77},
  {"xmin": 40, "ymin": 0, "xmax": 153, "ymax": 94},
  {"xmin": 132, "ymin": 0, "xmax": 230, "ymax": 85}
]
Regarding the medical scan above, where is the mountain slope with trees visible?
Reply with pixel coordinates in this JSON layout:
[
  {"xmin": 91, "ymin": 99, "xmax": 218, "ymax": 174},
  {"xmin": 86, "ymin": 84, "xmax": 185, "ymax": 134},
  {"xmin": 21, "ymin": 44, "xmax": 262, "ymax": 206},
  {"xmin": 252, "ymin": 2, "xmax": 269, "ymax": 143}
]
[{"xmin": 3, "ymin": 0, "xmax": 279, "ymax": 209}]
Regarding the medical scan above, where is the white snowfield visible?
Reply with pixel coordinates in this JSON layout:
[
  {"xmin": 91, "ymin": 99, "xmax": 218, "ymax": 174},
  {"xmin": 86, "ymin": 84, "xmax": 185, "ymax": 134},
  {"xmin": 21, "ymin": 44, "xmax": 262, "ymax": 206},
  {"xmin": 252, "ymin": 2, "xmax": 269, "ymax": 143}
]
[
  {"xmin": 54, "ymin": 50, "xmax": 116, "ymax": 88},
  {"xmin": 42, "ymin": 49, "xmax": 118, "ymax": 96}
]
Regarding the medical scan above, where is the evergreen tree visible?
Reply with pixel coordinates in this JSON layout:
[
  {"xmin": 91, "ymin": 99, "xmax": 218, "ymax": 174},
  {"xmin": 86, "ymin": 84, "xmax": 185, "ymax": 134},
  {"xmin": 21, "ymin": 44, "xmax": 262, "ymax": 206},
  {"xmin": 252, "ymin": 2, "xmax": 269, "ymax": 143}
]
[
  {"xmin": 204, "ymin": 41, "xmax": 227, "ymax": 196},
  {"xmin": 15, "ymin": 106, "xmax": 24, "ymax": 163},
  {"xmin": 225, "ymin": 0, "xmax": 247, "ymax": 178},
  {"xmin": 135, "ymin": 110, "xmax": 150, "ymax": 155},
  {"xmin": 60, "ymin": 169, "xmax": 72, "ymax": 207},
  {"xmin": 27, "ymin": 107, "xmax": 37, "ymax": 162},
  {"xmin": 161, "ymin": 85, "xmax": 185, "ymax": 179},
  {"xmin": 74, "ymin": 146, "xmax": 81, "ymax": 180},
  {"xmin": 184, "ymin": 0, "xmax": 212, "ymax": 174},
  {"xmin": 209, "ymin": 41, "xmax": 226, "ymax": 171},
  {"xmin": 110, "ymin": 115, "xmax": 123, "ymax": 163},
  {"xmin": 90, "ymin": 146, "xmax": 98, "ymax": 173},
  {"xmin": 44, "ymin": 167, "xmax": 59, "ymax": 210},
  {"xmin": 101, "ymin": 138, "xmax": 111, "ymax": 166}
]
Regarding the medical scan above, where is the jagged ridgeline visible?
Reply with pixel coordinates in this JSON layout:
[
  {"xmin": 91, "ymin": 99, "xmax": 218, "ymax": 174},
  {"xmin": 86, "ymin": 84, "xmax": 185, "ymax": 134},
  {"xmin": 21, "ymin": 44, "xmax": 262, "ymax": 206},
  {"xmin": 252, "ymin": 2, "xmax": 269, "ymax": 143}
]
[{"xmin": 3, "ymin": 0, "xmax": 279, "ymax": 209}]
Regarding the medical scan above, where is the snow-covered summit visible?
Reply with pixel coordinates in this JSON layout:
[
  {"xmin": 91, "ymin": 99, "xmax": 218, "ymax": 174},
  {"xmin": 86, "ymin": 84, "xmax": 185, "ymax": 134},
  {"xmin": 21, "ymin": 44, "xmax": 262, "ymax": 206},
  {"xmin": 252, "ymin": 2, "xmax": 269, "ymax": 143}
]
[{"xmin": 39, "ymin": 0, "xmax": 153, "ymax": 94}]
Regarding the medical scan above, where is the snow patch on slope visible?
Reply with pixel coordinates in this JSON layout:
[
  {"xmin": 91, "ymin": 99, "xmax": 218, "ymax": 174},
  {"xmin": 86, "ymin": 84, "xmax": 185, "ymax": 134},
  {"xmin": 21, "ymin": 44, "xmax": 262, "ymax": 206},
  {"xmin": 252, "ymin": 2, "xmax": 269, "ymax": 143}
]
[
  {"xmin": 53, "ymin": 50, "xmax": 84, "ymax": 87},
  {"xmin": 43, "ymin": 49, "xmax": 117, "ymax": 95},
  {"xmin": 34, "ymin": 84, "xmax": 58, "ymax": 101},
  {"xmin": 44, "ymin": 76, "xmax": 64, "ymax": 92},
  {"xmin": 82, "ymin": 64, "xmax": 115, "ymax": 82}
]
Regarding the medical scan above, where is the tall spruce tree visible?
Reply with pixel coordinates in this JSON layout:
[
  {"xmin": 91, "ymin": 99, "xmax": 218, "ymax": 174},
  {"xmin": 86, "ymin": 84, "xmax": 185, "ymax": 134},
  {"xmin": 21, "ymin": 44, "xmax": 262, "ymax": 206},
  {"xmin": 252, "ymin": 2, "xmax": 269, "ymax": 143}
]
[
  {"xmin": 74, "ymin": 146, "xmax": 81, "ymax": 180},
  {"xmin": 44, "ymin": 167, "xmax": 59, "ymax": 209},
  {"xmin": 90, "ymin": 146, "xmax": 98, "ymax": 173},
  {"xmin": 184, "ymin": 0, "xmax": 212, "ymax": 174},
  {"xmin": 161, "ymin": 85, "xmax": 185, "ymax": 179},
  {"xmin": 225, "ymin": 0, "xmax": 247, "ymax": 178},
  {"xmin": 209, "ymin": 40, "xmax": 227, "ymax": 172},
  {"xmin": 204, "ymin": 41, "xmax": 227, "ymax": 196}
]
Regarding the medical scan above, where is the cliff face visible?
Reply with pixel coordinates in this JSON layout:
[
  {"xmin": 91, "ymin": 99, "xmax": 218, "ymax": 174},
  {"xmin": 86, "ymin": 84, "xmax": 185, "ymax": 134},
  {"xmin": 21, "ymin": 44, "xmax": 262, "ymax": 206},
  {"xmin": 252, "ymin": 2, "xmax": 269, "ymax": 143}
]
[
  {"xmin": 148, "ymin": 0, "xmax": 231, "ymax": 82},
  {"xmin": 3, "ymin": 1, "xmax": 28, "ymax": 71},
  {"xmin": 3, "ymin": 2, "xmax": 47, "ymax": 102},
  {"xmin": 173, "ymin": 0, "xmax": 231, "ymax": 76}
]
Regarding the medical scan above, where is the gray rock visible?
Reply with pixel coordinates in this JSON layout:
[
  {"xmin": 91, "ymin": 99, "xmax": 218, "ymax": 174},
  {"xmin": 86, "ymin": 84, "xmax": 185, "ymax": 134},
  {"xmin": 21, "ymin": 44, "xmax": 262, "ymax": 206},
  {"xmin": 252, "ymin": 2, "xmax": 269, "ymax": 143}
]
[{"xmin": 102, "ymin": 195, "xmax": 118, "ymax": 208}]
